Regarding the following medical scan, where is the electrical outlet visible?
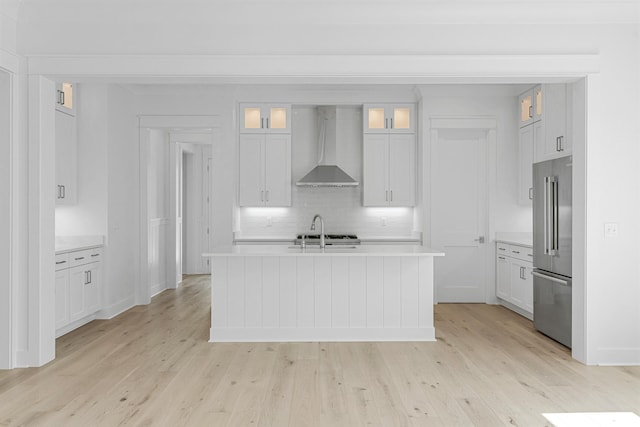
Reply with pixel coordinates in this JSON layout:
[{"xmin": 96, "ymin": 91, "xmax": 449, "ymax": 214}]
[
  {"xmin": 604, "ymin": 222, "xmax": 618, "ymax": 237},
  {"xmin": 381, "ymin": 217, "xmax": 386, "ymax": 227}
]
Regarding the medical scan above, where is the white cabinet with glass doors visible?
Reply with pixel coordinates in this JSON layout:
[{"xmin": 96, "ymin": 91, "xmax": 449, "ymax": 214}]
[
  {"xmin": 240, "ymin": 103, "xmax": 291, "ymax": 133},
  {"xmin": 363, "ymin": 104, "xmax": 415, "ymax": 133},
  {"xmin": 55, "ymin": 82, "xmax": 76, "ymax": 116}
]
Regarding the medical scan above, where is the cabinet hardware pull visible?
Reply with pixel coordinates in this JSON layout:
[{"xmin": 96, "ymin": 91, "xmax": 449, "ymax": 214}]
[
  {"xmin": 498, "ymin": 256, "xmax": 506, "ymax": 260},
  {"xmin": 266, "ymin": 118, "xmax": 269, "ymax": 129},
  {"xmin": 385, "ymin": 118, "xmax": 388, "ymax": 129},
  {"xmin": 558, "ymin": 136, "xmax": 564, "ymax": 151},
  {"xmin": 261, "ymin": 118, "xmax": 264, "ymax": 129},
  {"xmin": 528, "ymin": 253, "xmax": 533, "ymax": 257},
  {"xmin": 265, "ymin": 190, "xmax": 269, "ymax": 202},
  {"xmin": 390, "ymin": 117, "xmax": 394, "ymax": 129},
  {"xmin": 84, "ymin": 271, "xmax": 89, "ymax": 285},
  {"xmin": 88, "ymin": 270, "xmax": 92, "ymax": 284},
  {"xmin": 385, "ymin": 190, "xmax": 388, "ymax": 201},
  {"xmin": 260, "ymin": 190, "xmax": 264, "ymax": 202},
  {"xmin": 60, "ymin": 185, "xmax": 65, "ymax": 199},
  {"xmin": 520, "ymin": 266, "xmax": 525, "ymax": 280},
  {"xmin": 75, "ymin": 257, "xmax": 84, "ymax": 260},
  {"xmin": 529, "ymin": 187, "xmax": 533, "ymax": 200},
  {"xmin": 528, "ymin": 105, "xmax": 533, "ymax": 118},
  {"xmin": 60, "ymin": 91, "xmax": 65, "ymax": 106},
  {"xmin": 56, "ymin": 261, "xmax": 66, "ymax": 264},
  {"xmin": 91, "ymin": 254, "xmax": 100, "ymax": 257},
  {"xmin": 498, "ymin": 247, "xmax": 506, "ymax": 251},
  {"xmin": 512, "ymin": 250, "xmax": 520, "ymax": 254},
  {"xmin": 390, "ymin": 190, "xmax": 393, "ymax": 202}
]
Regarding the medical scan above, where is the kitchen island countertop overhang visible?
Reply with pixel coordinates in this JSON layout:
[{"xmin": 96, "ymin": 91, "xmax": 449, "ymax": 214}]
[{"xmin": 204, "ymin": 245, "xmax": 444, "ymax": 343}]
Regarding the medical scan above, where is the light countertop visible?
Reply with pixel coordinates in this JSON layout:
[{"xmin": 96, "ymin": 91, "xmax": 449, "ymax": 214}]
[
  {"xmin": 204, "ymin": 244, "xmax": 444, "ymax": 257},
  {"xmin": 495, "ymin": 232, "xmax": 533, "ymax": 247},
  {"xmin": 55, "ymin": 235, "xmax": 104, "ymax": 254}
]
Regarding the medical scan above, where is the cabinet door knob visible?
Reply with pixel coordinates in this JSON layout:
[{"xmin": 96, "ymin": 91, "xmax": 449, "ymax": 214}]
[{"xmin": 528, "ymin": 105, "xmax": 533, "ymax": 118}]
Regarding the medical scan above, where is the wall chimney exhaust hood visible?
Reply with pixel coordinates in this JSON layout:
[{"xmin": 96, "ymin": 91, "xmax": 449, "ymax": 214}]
[{"xmin": 296, "ymin": 106, "xmax": 359, "ymax": 187}]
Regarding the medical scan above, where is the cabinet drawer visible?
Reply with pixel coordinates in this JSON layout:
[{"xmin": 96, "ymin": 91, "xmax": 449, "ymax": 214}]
[
  {"xmin": 69, "ymin": 247, "xmax": 103, "ymax": 268},
  {"xmin": 496, "ymin": 242, "xmax": 509, "ymax": 254},
  {"xmin": 508, "ymin": 244, "xmax": 533, "ymax": 262},
  {"xmin": 55, "ymin": 253, "xmax": 70, "ymax": 271}
]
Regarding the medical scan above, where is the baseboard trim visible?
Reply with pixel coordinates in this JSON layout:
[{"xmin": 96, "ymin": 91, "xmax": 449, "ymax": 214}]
[
  {"xmin": 593, "ymin": 347, "xmax": 640, "ymax": 366},
  {"xmin": 55, "ymin": 314, "xmax": 97, "ymax": 338},
  {"xmin": 97, "ymin": 295, "xmax": 136, "ymax": 320},
  {"xmin": 150, "ymin": 282, "xmax": 167, "ymax": 298},
  {"xmin": 209, "ymin": 327, "xmax": 436, "ymax": 343}
]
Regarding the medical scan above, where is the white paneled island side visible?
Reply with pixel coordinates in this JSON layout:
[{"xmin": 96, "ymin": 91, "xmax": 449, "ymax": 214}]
[{"xmin": 204, "ymin": 245, "xmax": 444, "ymax": 342}]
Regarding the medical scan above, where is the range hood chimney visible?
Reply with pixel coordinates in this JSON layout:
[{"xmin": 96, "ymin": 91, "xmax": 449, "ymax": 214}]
[{"xmin": 296, "ymin": 106, "xmax": 359, "ymax": 187}]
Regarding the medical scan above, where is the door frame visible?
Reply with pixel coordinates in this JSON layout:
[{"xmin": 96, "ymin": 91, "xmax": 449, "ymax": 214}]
[
  {"xmin": 138, "ymin": 116, "xmax": 219, "ymax": 305},
  {"xmin": 428, "ymin": 117, "xmax": 497, "ymax": 304}
]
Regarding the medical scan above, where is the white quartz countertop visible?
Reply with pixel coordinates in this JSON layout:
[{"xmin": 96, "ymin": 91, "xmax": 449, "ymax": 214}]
[
  {"xmin": 55, "ymin": 235, "xmax": 105, "ymax": 254},
  {"xmin": 204, "ymin": 244, "xmax": 444, "ymax": 257},
  {"xmin": 495, "ymin": 232, "xmax": 533, "ymax": 247}
]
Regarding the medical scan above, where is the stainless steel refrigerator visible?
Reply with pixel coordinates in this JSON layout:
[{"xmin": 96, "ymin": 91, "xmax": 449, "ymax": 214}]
[{"xmin": 532, "ymin": 156, "xmax": 572, "ymax": 348}]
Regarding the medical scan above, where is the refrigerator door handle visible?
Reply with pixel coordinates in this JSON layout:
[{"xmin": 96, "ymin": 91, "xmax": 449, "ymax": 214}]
[
  {"xmin": 549, "ymin": 176, "xmax": 560, "ymax": 256},
  {"xmin": 545, "ymin": 176, "xmax": 558, "ymax": 256},
  {"xmin": 532, "ymin": 271, "xmax": 570, "ymax": 286},
  {"xmin": 544, "ymin": 176, "xmax": 550, "ymax": 255}
]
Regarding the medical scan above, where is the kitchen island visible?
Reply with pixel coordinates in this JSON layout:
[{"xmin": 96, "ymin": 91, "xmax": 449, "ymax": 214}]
[{"xmin": 204, "ymin": 245, "xmax": 444, "ymax": 342}]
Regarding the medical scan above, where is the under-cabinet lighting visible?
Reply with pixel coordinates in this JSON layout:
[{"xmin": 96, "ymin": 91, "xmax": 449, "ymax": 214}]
[
  {"xmin": 364, "ymin": 207, "xmax": 412, "ymax": 217},
  {"xmin": 242, "ymin": 207, "xmax": 289, "ymax": 216}
]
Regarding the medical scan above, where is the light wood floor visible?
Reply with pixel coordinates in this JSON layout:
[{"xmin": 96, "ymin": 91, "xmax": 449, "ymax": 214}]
[{"xmin": 1, "ymin": 275, "xmax": 639, "ymax": 426}]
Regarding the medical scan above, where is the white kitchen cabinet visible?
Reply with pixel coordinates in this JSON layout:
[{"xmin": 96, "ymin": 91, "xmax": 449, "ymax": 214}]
[
  {"xmin": 240, "ymin": 103, "xmax": 291, "ymax": 133},
  {"xmin": 55, "ymin": 270, "xmax": 70, "ymax": 329},
  {"xmin": 534, "ymin": 84, "xmax": 572, "ymax": 162},
  {"xmin": 363, "ymin": 104, "xmax": 415, "ymax": 133},
  {"xmin": 518, "ymin": 85, "xmax": 542, "ymax": 128},
  {"xmin": 510, "ymin": 259, "xmax": 533, "ymax": 313},
  {"xmin": 496, "ymin": 253, "xmax": 510, "ymax": 300},
  {"xmin": 55, "ymin": 246, "xmax": 103, "ymax": 337},
  {"xmin": 495, "ymin": 242, "xmax": 533, "ymax": 318},
  {"xmin": 55, "ymin": 110, "xmax": 77, "ymax": 205},
  {"xmin": 363, "ymin": 133, "xmax": 416, "ymax": 207},
  {"xmin": 518, "ymin": 124, "xmax": 534, "ymax": 205},
  {"xmin": 239, "ymin": 133, "xmax": 291, "ymax": 207},
  {"xmin": 55, "ymin": 82, "xmax": 76, "ymax": 116}
]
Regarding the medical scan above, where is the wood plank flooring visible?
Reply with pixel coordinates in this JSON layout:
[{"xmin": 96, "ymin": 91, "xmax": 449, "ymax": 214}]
[{"xmin": 1, "ymin": 274, "xmax": 638, "ymax": 426}]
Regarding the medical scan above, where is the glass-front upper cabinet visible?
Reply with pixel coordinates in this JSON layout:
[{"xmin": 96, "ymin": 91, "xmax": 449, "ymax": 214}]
[
  {"xmin": 363, "ymin": 104, "xmax": 415, "ymax": 133},
  {"xmin": 240, "ymin": 103, "xmax": 291, "ymax": 133},
  {"xmin": 518, "ymin": 86, "xmax": 543, "ymax": 128},
  {"xmin": 55, "ymin": 82, "xmax": 76, "ymax": 116}
]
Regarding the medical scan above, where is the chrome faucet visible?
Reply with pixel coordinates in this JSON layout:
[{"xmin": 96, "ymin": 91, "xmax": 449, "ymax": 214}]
[{"xmin": 310, "ymin": 214, "xmax": 325, "ymax": 248}]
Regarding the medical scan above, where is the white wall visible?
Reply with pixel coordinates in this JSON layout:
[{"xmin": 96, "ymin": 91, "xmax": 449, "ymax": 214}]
[
  {"xmin": 104, "ymin": 85, "xmax": 139, "ymax": 316},
  {"xmin": 8, "ymin": 1, "xmax": 640, "ymax": 365},
  {"xmin": 0, "ymin": 68, "xmax": 12, "ymax": 368},
  {"xmin": 146, "ymin": 129, "xmax": 169, "ymax": 296}
]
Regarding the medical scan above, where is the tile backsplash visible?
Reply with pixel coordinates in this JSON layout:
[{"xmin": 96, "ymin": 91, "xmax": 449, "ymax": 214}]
[{"xmin": 236, "ymin": 185, "xmax": 417, "ymax": 238}]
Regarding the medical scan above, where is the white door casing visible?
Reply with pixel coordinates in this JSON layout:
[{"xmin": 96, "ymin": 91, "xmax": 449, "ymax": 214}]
[{"xmin": 430, "ymin": 118, "xmax": 495, "ymax": 303}]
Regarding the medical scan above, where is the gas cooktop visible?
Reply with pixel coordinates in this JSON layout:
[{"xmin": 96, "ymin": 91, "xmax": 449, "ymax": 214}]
[{"xmin": 295, "ymin": 234, "xmax": 360, "ymax": 245}]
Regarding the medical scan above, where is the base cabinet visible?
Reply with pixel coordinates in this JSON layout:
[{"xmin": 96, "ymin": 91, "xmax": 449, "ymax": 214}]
[
  {"xmin": 55, "ymin": 247, "xmax": 103, "ymax": 337},
  {"xmin": 496, "ymin": 242, "xmax": 533, "ymax": 317}
]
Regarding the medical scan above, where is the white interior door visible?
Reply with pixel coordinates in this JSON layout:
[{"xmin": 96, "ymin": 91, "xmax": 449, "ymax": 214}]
[{"xmin": 431, "ymin": 127, "xmax": 488, "ymax": 303}]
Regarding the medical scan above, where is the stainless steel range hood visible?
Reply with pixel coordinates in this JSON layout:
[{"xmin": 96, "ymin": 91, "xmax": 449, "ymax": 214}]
[{"xmin": 296, "ymin": 106, "xmax": 359, "ymax": 187}]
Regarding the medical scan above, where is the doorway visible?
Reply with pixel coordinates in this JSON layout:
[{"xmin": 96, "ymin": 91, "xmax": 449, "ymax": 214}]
[
  {"xmin": 430, "ymin": 117, "xmax": 495, "ymax": 303},
  {"xmin": 138, "ymin": 116, "xmax": 218, "ymax": 305},
  {"xmin": 173, "ymin": 137, "xmax": 213, "ymax": 276}
]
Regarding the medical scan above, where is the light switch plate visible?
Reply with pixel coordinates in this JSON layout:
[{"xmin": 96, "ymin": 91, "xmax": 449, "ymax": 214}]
[{"xmin": 604, "ymin": 222, "xmax": 618, "ymax": 237}]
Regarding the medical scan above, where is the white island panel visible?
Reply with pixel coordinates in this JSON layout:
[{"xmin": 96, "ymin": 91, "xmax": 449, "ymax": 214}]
[{"xmin": 206, "ymin": 245, "xmax": 442, "ymax": 342}]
